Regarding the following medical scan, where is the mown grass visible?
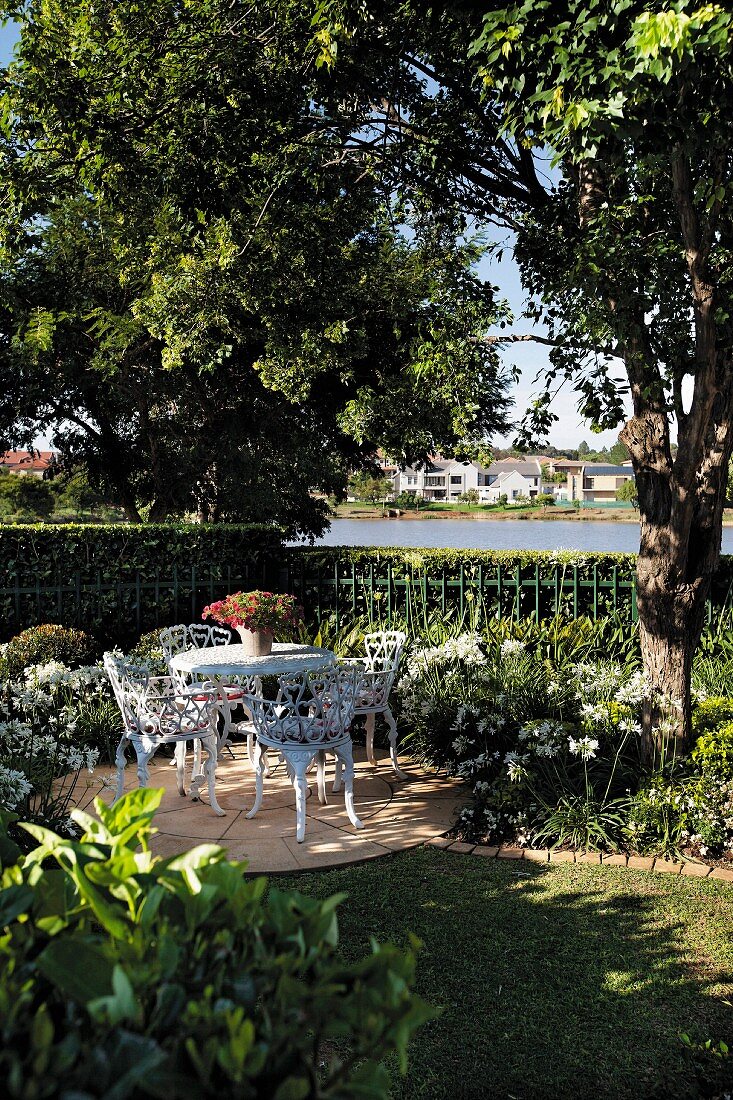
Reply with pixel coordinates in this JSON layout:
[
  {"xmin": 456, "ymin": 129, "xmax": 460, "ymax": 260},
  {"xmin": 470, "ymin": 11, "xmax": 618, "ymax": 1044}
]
[{"xmin": 280, "ymin": 848, "xmax": 733, "ymax": 1099}]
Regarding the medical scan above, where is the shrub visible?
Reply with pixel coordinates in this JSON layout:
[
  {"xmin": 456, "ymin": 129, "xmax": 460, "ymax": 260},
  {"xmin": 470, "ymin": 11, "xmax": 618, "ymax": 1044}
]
[
  {"xmin": 691, "ymin": 697, "xmax": 733, "ymax": 739},
  {"xmin": 0, "ymin": 790, "xmax": 432, "ymax": 1098},
  {"xmin": 692, "ymin": 720, "xmax": 733, "ymax": 779},
  {"xmin": 0, "ymin": 623, "xmax": 98, "ymax": 681}
]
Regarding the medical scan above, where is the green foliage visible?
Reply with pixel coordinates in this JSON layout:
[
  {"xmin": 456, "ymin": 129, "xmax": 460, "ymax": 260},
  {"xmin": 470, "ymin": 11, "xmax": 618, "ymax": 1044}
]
[
  {"xmin": 691, "ymin": 697, "xmax": 733, "ymax": 740},
  {"xmin": 0, "ymin": 474, "xmax": 54, "ymax": 519},
  {"xmin": 531, "ymin": 794, "xmax": 631, "ymax": 854},
  {"xmin": 692, "ymin": 721, "xmax": 733, "ymax": 780},
  {"xmin": 0, "ymin": 624, "xmax": 97, "ymax": 681},
  {"xmin": 534, "ymin": 493, "xmax": 555, "ymax": 507},
  {"xmin": 615, "ymin": 479, "xmax": 638, "ymax": 505},
  {"xmin": 348, "ymin": 471, "xmax": 392, "ymax": 504},
  {"xmin": 0, "ymin": 790, "xmax": 433, "ymax": 1097},
  {"xmin": 0, "ymin": 0, "xmax": 512, "ymax": 530}
]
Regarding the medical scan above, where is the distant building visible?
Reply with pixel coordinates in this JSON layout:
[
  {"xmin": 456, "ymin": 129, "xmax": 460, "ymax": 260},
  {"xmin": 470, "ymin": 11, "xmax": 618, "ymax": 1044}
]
[
  {"xmin": 557, "ymin": 462, "xmax": 635, "ymax": 502},
  {"xmin": 392, "ymin": 456, "xmax": 543, "ymax": 502},
  {"xmin": 0, "ymin": 450, "xmax": 58, "ymax": 478},
  {"xmin": 482, "ymin": 459, "xmax": 542, "ymax": 501}
]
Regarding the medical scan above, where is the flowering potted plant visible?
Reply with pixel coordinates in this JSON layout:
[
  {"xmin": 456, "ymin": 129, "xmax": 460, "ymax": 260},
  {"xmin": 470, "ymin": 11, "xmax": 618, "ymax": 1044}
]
[{"xmin": 202, "ymin": 591, "xmax": 304, "ymax": 656}]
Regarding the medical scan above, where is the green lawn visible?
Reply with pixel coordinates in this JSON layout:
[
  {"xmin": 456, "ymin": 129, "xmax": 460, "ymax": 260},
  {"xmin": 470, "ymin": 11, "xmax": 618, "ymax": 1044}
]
[{"xmin": 280, "ymin": 848, "xmax": 733, "ymax": 1099}]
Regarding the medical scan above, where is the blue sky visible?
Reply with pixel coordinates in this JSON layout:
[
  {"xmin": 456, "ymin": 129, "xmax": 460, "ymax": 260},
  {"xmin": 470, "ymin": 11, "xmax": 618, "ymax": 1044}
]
[{"xmin": 1, "ymin": 15, "xmax": 628, "ymax": 452}]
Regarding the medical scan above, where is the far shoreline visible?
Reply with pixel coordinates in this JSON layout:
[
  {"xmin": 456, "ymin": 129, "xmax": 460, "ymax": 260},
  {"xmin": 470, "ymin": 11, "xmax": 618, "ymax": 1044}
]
[{"xmin": 330, "ymin": 505, "xmax": 733, "ymax": 527}]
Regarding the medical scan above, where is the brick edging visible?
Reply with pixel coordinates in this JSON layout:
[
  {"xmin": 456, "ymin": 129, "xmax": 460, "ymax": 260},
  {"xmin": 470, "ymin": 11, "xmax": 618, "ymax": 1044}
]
[{"xmin": 426, "ymin": 837, "xmax": 733, "ymax": 883}]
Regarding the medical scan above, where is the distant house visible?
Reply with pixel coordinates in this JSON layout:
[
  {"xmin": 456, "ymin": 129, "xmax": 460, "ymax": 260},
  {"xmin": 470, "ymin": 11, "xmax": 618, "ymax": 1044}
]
[
  {"xmin": 577, "ymin": 463, "xmax": 635, "ymax": 502},
  {"xmin": 393, "ymin": 455, "xmax": 544, "ymax": 502},
  {"xmin": 483, "ymin": 459, "xmax": 542, "ymax": 502},
  {"xmin": 552, "ymin": 462, "xmax": 635, "ymax": 502},
  {"xmin": 395, "ymin": 457, "xmax": 478, "ymax": 501},
  {"xmin": 0, "ymin": 450, "xmax": 58, "ymax": 478}
]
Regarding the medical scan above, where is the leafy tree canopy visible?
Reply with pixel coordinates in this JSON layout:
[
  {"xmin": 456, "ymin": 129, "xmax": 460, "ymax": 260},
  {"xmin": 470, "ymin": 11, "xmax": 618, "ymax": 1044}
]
[
  {"xmin": 0, "ymin": 0, "xmax": 512, "ymax": 536},
  {"xmin": 306, "ymin": 0, "xmax": 733, "ymax": 751}
]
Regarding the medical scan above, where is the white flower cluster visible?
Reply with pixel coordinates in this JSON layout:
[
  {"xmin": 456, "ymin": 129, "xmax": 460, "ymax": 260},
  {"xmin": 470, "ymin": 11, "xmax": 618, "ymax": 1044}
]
[
  {"xmin": 0, "ymin": 658, "xmax": 106, "ymax": 815},
  {"xmin": 614, "ymin": 671, "xmax": 651, "ymax": 707},
  {"xmin": 568, "ymin": 735, "xmax": 600, "ymax": 760},
  {"xmin": 571, "ymin": 660, "xmax": 624, "ymax": 703},
  {"xmin": 517, "ymin": 719, "xmax": 566, "ymax": 758},
  {"xmin": 500, "ymin": 638, "xmax": 524, "ymax": 659},
  {"xmin": 549, "ymin": 547, "xmax": 589, "ymax": 568},
  {"xmin": 0, "ymin": 764, "xmax": 32, "ymax": 810}
]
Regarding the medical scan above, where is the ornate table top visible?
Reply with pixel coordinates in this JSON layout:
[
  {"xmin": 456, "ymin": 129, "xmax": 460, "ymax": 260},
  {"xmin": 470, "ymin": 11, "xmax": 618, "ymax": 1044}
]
[{"xmin": 169, "ymin": 642, "xmax": 335, "ymax": 679}]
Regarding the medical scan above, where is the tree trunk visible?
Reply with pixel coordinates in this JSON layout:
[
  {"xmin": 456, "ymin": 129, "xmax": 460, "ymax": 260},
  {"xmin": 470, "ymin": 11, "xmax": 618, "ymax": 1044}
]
[{"xmin": 635, "ymin": 537, "xmax": 709, "ymax": 761}]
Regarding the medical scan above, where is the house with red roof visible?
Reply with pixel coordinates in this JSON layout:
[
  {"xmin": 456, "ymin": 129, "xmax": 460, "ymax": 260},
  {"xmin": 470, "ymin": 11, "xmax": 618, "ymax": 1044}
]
[{"xmin": 0, "ymin": 450, "xmax": 58, "ymax": 478}]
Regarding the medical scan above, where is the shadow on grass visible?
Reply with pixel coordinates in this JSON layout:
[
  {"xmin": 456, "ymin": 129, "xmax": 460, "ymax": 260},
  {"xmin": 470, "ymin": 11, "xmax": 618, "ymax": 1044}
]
[{"xmin": 282, "ymin": 848, "xmax": 733, "ymax": 1099}]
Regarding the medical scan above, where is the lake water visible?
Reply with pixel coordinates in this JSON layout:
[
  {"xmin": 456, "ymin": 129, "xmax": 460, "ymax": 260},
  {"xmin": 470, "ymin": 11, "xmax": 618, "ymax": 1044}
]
[{"xmin": 304, "ymin": 517, "xmax": 733, "ymax": 554}]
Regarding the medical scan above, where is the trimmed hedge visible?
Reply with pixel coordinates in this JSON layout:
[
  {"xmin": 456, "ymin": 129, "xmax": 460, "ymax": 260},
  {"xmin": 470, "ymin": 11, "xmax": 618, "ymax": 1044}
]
[
  {"xmin": 3, "ymin": 529, "xmax": 733, "ymax": 640},
  {"xmin": 279, "ymin": 546, "xmax": 733, "ymax": 625},
  {"xmin": 0, "ymin": 523, "xmax": 284, "ymax": 644}
]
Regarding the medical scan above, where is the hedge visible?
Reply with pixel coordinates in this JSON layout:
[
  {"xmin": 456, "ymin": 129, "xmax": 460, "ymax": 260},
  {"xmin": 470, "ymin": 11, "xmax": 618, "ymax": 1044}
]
[
  {"xmin": 0, "ymin": 523, "xmax": 284, "ymax": 644},
  {"xmin": 277, "ymin": 546, "xmax": 733, "ymax": 627},
  {"xmin": 4, "ymin": 529, "xmax": 733, "ymax": 642}
]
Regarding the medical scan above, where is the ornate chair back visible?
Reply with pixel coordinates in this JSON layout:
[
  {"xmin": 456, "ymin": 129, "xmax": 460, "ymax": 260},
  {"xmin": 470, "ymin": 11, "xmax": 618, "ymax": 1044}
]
[{"xmin": 245, "ymin": 665, "xmax": 356, "ymax": 748}]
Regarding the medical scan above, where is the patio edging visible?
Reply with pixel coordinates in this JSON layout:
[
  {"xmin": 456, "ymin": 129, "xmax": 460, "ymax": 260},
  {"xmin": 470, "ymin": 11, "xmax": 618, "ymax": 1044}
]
[{"xmin": 427, "ymin": 837, "xmax": 733, "ymax": 883}]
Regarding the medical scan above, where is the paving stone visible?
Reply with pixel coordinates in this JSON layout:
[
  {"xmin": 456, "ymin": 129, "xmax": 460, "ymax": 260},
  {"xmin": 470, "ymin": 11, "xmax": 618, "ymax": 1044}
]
[
  {"xmin": 448, "ymin": 841, "xmax": 475, "ymax": 854},
  {"xmin": 497, "ymin": 847, "xmax": 525, "ymax": 860},
  {"xmin": 523, "ymin": 849, "xmax": 550, "ymax": 863},
  {"xmin": 473, "ymin": 845, "xmax": 500, "ymax": 858},
  {"xmin": 654, "ymin": 860, "xmax": 682, "ymax": 875},
  {"xmin": 575, "ymin": 851, "xmax": 602, "ymax": 865},
  {"xmin": 427, "ymin": 836, "xmax": 453, "ymax": 849},
  {"xmin": 709, "ymin": 866, "xmax": 733, "ymax": 883},
  {"xmin": 549, "ymin": 849, "xmax": 576, "ymax": 863},
  {"xmin": 603, "ymin": 853, "xmax": 629, "ymax": 867},
  {"xmin": 681, "ymin": 861, "xmax": 712, "ymax": 878},
  {"xmin": 626, "ymin": 855, "xmax": 654, "ymax": 870}
]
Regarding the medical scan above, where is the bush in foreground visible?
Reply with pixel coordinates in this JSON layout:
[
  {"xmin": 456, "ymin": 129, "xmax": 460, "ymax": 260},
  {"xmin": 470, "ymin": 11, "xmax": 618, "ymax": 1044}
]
[{"xmin": 0, "ymin": 789, "xmax": 432, "ymax": 1098}]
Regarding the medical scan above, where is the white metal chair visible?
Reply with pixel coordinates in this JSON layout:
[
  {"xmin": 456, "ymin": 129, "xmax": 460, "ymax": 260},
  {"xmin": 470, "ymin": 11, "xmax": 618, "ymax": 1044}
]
[
  {"xmin": 103, "ymin": 653, "xmax": 225, "ymax": 816},
  {"xmin": 243, "ymin": 665, "xmax": 362, "ymax": 843},
  {"xmin": 335, "ymin": 629, "xmax": 408, "ymax": 784},
  {"xmin": 159, "ymin": 623, "xmax": 254, "ymax": 754}
]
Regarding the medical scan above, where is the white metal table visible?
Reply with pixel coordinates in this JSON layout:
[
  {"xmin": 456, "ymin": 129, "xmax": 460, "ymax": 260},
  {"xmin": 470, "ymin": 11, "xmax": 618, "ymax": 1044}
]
[
  {"xmin": 169, "ymin": 642, "xmax": 336, "ymax": 761},
  {"xmin": 169, "ymin": 642, "xmax": 339, "ymax": 819},
  {"xmin": 169, "ymin": 642, "xmax": 336, "ymax": 681}
]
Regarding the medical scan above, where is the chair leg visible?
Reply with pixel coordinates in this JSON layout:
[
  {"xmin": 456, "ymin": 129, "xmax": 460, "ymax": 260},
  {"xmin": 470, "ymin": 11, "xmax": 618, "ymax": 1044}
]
[
  {"xmin": 192, "ymin": 738, "xmax": 203, "ymax": 780},
  {"xmin": 113, "ymin": 735, "xmax": 127, "ymax": 803},
  {"xmin": 316, "ymin": 750, "xmax": 327, "ymax": 805},
  {"xmin": 332, "ymin": 756, "xmax": 343, "ymax": 792},
  {"xmin": 245, "ymin": 742, "xmax": 265, "ymax": 820},
  {"xmin": 174, "ymin": 740, "xmax": 187, "ymax": 797},
  {"xmin": 291, "ymin": 755, "xmax": 311, "ymax": 843},
  {"xmin": 202, "ymin": 733, "xmax": 226, "ymax": 817},
  {"xmin": 217, "ymin": 694, "xmax": 232, "ymax": 755},
  {"xmin": 365, "ymin": 712, "xmax": 377, "ymax": 766},
  {"xmin": 133, "ymin": 745, "xmax": 155, "ymax": 789},
  {"xmin": 384, "ymin": 706, "xmax": 408, "ymax": 779},
  {"xmin": 334, "ymin": 741, "xmax": 364, "ymax": 831}
]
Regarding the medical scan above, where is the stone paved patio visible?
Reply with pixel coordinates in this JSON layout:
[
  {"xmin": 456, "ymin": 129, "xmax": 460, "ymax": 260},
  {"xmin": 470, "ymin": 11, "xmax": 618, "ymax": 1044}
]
[{"xmin": 75, "ymin": 744, "xmax": 466, "ymax": 873}]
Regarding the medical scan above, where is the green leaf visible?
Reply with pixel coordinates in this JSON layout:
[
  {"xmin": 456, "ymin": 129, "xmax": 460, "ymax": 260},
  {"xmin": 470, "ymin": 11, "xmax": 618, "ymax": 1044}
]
[{"xmin": 36, "ymin": 938, "xmax": 115, "ymax": 1002}]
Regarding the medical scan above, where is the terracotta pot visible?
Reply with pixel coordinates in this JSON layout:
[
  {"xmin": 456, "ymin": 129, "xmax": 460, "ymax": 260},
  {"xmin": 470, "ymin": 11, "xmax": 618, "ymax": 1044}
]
[{"xmin": 236, "ymin": 626, "xmax": 274, "ymax": 656}]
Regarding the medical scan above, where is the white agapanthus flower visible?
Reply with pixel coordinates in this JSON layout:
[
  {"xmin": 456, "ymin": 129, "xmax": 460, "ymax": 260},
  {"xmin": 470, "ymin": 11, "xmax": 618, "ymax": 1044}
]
[
  {"xmin": 568, "ymin": 736, "xmax": 600, "ymax": 760},
  {"xmin": 0, "ymin": 765, "xmax": 32, "ymax": 810},
  {"xmin": 500, "ymin": 638, "xmax": 524, "ymax": 658}
]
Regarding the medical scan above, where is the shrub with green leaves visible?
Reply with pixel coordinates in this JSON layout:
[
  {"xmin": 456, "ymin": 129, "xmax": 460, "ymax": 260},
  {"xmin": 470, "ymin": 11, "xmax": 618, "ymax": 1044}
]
[
  {"xmin": 0, "ymin": 789, "xmax": 432, "ymax": 1098},
  {"xmin": 0, "ymin": 623, "xmax": 98, "ymax": 681}
]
